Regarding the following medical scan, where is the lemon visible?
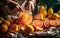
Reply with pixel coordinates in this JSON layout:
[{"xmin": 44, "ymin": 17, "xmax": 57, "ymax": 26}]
[
  {"xmin": 20, "ymin": 27, "xmax": 25, "ymax": 33},
  {"xmin": 0, "ymin": 20, "xmax": 2, "ymax": 24},
  {"xmin": 42, "ymin": 10, "xmax": 47, "ymax": 17},
  {"xmin": 53, "ymin": 13, "xmax": 59, "ymax": 19},
  {"xmin": 36, "ymin": 27, "xmax": 44, "ymax": 31},
  {"xmin": 38, "ymin": 6, "xmax": 47, "ymax": 18},
  {"xmin": 26, "ymin": 25, "xmax": 34, "ymax": 33},
  {"xmin": 57, "ymin": 10, "xmax": 60, "ymax": 15},
  {"xmin": 48, "ymin": 7, "xmax": 53, "ymax": 16},
  {"xmin": 48, "ymin": 13, "xmax": 59, "ymax": 20},
  {"xmin": 38, "ymin": 6, "xmax": 45, "ymax": 14},
  {"xmin": 0, "ymin": 17, "xmax": 4, "ymax": 22}
]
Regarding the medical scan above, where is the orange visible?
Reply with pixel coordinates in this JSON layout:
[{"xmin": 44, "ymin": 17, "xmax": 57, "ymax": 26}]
[
  {"xmin": 4, "ymin": 20, "xmax": 10, "ymax": 27},
  {"xmin": 32, "ymin": 20, "xmax": 43, "ymax": 28},
  {"xmin": 19, "ymin": 12, "xmax": 25, "ymax": 18},
  {"xmin": 1, "ymin": 24, "xmax": 8, "ymax": 33},
  {"xmin": 19, "ymin": 13, "xmax": 33, "ymax": 25},
  {"xmin": 9, "ymin": 24, "xmax": 19, "ymax": 32},
  {"xmin": 7, "ymin": 18, "xmax": 13, "ymax": 22},
  {"xmin": 13, "ymin": 19, "xmax": 20, "ymax": 25},
  {"xmin": 50, "ymin": 20, "xmax": 57, "ymax": 27},
  {"xmin": 44, "ymin": 19, "xmax": 51, "ymax": 28},
  {"xmin": 34, "ymin": 14, "xmax": 43, "ymax": 20}
]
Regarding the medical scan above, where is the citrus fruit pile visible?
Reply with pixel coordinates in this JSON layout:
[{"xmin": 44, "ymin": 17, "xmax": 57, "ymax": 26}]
[{"xmin": 0, "ymin": 6, "xmax": 60, "ymax": 34}]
